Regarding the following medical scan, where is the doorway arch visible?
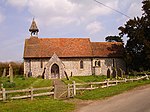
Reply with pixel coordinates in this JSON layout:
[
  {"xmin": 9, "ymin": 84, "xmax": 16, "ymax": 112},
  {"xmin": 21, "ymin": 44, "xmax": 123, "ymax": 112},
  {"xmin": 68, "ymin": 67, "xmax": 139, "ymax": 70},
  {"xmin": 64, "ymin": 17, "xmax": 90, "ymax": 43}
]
[{"xmin": 51, "ymin": 64, "xmax": 60, "ymax": 78}]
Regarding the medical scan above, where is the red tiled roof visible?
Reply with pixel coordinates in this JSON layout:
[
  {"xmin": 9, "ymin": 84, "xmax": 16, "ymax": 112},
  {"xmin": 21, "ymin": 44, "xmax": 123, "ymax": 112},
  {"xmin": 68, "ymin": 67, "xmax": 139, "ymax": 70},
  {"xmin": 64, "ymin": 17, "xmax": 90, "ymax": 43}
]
[
  {"xmin": 23, "ymin": 37, "xmax": 124, "ymax": 58},
  {"xmin": 24, "ymin": 37, "xmax": 92, "ymax": 58},
  {"xmin": 91, "ymin": 42, "xmax": 124, "ymax": 57}
]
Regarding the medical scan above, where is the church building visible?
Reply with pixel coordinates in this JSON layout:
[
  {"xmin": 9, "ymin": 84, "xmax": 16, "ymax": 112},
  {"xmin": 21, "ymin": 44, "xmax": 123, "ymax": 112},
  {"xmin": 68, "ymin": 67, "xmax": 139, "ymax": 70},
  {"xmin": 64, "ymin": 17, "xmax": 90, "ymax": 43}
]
[{"xmin": 23, "ymin": 19, "xmax": 125, "ymax": 79}]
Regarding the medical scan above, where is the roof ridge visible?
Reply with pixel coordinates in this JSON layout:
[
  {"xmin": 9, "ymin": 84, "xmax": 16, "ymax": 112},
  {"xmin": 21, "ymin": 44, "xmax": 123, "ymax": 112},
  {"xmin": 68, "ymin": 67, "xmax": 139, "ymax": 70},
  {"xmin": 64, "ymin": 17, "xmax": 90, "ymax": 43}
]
[
  {"xmin": 24, "ymin": 37, "xmax": 124, "ymax": 58},
  {"xmin": 38, "ymin": 37, "xmax": 90, "ymax": 39}
]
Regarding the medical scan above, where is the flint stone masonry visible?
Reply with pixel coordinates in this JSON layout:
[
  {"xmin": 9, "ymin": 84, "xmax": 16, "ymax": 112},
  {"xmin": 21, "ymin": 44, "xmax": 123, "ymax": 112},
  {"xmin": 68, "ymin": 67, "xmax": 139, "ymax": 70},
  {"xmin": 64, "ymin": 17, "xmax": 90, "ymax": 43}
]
[
  {"xmin": 45, "ymin": 53, "xmax": 65, "ymax": 79},
  {"xmin": 24, "ymin": 56, "xmax": 125, "ymax": 79},
  {"xmin": 62, "ymin": 58, "xmax": 92, "ymax": 76}
]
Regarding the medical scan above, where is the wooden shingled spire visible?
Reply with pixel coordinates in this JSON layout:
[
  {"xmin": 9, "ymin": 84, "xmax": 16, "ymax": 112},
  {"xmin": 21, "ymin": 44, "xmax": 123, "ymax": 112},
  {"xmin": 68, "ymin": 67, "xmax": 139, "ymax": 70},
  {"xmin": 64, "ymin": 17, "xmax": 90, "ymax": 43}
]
[{"xmin": 29, "ymin": 18, "xmax": 39, "ymax": 37}]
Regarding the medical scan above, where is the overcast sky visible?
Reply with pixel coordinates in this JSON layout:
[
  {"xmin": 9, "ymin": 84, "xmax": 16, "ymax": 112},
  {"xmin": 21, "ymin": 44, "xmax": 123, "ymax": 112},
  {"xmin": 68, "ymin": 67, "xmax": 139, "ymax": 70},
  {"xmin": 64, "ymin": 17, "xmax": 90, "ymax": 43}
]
[{"xmin": 0, "ymin": 0, "xmax": 143, "ymax": 62}]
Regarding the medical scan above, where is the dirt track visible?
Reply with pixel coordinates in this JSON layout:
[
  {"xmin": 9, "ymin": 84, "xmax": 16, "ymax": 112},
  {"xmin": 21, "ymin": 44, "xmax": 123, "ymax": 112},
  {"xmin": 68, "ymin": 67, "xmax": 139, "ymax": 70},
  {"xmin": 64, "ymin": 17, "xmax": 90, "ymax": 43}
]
[{"xmin": 74, "ymin": 85, "xmax": 150, "ymax": 112}]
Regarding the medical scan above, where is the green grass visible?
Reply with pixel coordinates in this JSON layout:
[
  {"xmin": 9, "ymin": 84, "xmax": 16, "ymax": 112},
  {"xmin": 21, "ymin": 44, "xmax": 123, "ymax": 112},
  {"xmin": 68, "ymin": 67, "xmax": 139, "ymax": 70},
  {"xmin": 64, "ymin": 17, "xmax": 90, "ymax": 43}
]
[
  {"xmin": 76, "ymin": 79, "xmax": 150, "ymax": 100},
  {"xmin": 1, "ymin": 75, "xmax": 150, "ymax": 112},
  {"xmin": 0, "ymin": 77, "xmax": 74, "ymax": 112},
  {"xmin": 0, "ymin": 77, "xmax": 52, "ymax": 90},
  {"xmin": 74, "ymin": 75, "xmax": 107, "ymax": 82},
  {"xmin": 29, "ymin": 78, "xmax": 52, "ymax": 88},
  {"xmin": 0, "ymin": 77, "xmax": 53, "ymax": 99},
  {"xmin": 62, "ymin": 75, "xmax": 107, "ymax": 84},
  {"xmin": 0, "ymin": 98, "xmax": 74, "ymax": 112}
]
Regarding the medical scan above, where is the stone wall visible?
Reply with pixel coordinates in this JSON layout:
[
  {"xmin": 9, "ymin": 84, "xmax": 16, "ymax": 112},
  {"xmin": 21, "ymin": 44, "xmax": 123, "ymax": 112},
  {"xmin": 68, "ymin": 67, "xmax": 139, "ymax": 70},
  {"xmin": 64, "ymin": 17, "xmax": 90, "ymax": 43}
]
[
  {"xmin": 24, "ymin": 60, "xmax": 29, "ymax": 76},
  {"xmin": 100, "ymin": 58, "xmax": 126, "ymax": 75},
  {"xmin": 24, "ymin": 59, "xmax": 48, "ymax": 77},
  {"xmin": 24, "ymin": 58, "xmax": 92, "ymax": 78},
  {"xmin": 62, "ymin": 58, "xmax": 92, "ymax": 77},
  {"xmin": 24, "ymin": 57, "xmax": 126, "ymax": 78},
  {"xmin": 92, "ymin": 58, "xmax": 126, "ymax": 75}
]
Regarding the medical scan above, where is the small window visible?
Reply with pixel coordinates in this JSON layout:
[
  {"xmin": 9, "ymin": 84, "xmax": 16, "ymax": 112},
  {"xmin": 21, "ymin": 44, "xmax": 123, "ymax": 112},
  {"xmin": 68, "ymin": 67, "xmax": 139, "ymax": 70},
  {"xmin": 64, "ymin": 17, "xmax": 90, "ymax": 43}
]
[
  {"xmin": 95, "ymin": 61, "xmax": 97, "ymax": 67},
  {"xmin": 80, "ymin": 60, "xmax": 83, "ymax": 69},
  {"xmin": 40, "ymin": 60, "xmax": 43, "ymax": 68},
  {"xmin": 98, "ymin": 61, "xmax": 101, "ymax": 67},
  {"xmin": 95, "ymin": 60, "xmax": 100, "ymax": 67}
]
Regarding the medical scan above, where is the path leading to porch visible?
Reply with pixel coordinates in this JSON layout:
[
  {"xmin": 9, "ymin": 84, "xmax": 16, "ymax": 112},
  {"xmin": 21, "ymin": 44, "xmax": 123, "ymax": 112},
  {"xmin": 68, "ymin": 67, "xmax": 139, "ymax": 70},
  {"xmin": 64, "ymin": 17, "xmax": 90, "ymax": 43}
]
[{"xmin": 53, "ymin": 79, "xmax": 68, "ymax": 99}]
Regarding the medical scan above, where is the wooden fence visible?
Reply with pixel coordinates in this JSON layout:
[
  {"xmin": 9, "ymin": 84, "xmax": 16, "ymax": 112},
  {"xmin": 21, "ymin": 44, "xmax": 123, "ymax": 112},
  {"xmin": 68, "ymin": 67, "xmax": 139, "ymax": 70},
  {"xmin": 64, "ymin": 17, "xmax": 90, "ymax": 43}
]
[
  {"xmin": 0, "ymin": 75, "xmax": 149, "ymax": 100},
  {"xmin": 0, "ymin": 85, "xmax": 55, "ymax": 101},
  {"xmin": 67, "ymin": 75, "xmax": 149, "ymax": 98}
]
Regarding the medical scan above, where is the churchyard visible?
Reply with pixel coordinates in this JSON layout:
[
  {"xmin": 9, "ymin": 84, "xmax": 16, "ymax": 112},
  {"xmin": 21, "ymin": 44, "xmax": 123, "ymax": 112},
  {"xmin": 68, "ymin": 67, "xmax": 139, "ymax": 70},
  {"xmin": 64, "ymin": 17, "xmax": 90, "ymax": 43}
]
[
  {"xmin": 0, "ymin": 76, "xmax": 74, "ymax": 112},
  {"xmin": 0, "ymin": 75, "xmax": 150, "ymax": 112},
  {"xmin": 0, "ymin": 63, "xmax": 150, "ymax": 112}
]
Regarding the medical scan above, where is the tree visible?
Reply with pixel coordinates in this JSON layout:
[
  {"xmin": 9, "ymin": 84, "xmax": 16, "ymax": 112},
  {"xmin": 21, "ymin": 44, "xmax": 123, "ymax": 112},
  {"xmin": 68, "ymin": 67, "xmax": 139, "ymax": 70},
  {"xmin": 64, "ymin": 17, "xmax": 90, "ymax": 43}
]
[
  {"xmin": 105, "ymin": 36, "xmax": 123, "ymax": 42},
  {"xmin": 118, "ymin": 0, "xmax": 150, "ymax": 71},
  {"xmin": 0, "ymin": 62, "xmax": 24, "ymax": 76}
]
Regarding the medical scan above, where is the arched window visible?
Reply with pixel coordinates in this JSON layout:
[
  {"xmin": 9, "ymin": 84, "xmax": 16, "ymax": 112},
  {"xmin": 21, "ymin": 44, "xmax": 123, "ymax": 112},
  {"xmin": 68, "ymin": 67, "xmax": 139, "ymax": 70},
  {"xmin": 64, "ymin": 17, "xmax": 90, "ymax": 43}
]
[
  {"xmin": 98, "ymin": 61, "xmax": 101, "ymax": 67},
  {"xmin": 95, "ymin": 61, "xmax": 97, "ymax": 67},
  {"xmin": 80, "ymin": 60, "xmax": 84, "ymax": 69}
]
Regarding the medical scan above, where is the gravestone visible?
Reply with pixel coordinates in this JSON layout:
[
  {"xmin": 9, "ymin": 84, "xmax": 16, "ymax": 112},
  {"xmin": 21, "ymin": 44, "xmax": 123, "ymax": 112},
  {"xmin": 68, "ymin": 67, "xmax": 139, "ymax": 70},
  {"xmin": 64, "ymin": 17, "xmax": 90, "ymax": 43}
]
[
  {"xmin": 122, "ymin": 70, "xmax": 126, "ymax": 78},
  {"xmin": 117, "ymin": 68, "xmax": 123, "ymax": 78},
  {"xmin": 112, "ymin": 68, "xmax": 117, "ymax": 78},
  {"xmin": 28, "ymin": 71, "xmax": 32, "ymax": 77},
  {"xmin": 2, "ymin": 68, "xmax": 6, "ymax": 77},
  {"xmin": 107, "ymin": 68, "xmax": 111, "ymax": 78},
  {"xmin": 9, "ymin": 64, "xmax": 13, "ymax": 83}
]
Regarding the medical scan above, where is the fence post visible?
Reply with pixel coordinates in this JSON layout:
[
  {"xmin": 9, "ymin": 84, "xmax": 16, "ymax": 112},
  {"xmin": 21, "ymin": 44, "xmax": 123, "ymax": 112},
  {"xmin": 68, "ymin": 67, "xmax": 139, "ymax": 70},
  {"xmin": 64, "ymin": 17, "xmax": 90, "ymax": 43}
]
[
  {"xmin": 124, "ymin": 78, "xmax": 127, "ymax": 83},
  {"xmin": 1, "ymin": 84, "xmax": 6, "ymax": 101},
  {"xmin": 67, "ymin": 84, "xmax": 70, "ymax": 98},
  {"xmin": 106, "ymin": 80, "xmax": 109, "ymax": 87},
  {"xmin": 145, "ymin": 73, "xmax": 149, "ymax": 80},
  {"xmin": 116, "ymin": 80, "xmax": 118, "ymax": 85},
  {"xmin": 30, "ymin": 87, "xmax": 33, "ymax": 100},
  {"xmin": 73, "ymin": 81, "xmax": 76, "ymax": 96},
  {"xmin": 54, "ymin": 81, "xmax": 56, "ymax": 99},
  {"xmin": 90, "ymin": 84, "xmax": 93, "ymax": 89}
]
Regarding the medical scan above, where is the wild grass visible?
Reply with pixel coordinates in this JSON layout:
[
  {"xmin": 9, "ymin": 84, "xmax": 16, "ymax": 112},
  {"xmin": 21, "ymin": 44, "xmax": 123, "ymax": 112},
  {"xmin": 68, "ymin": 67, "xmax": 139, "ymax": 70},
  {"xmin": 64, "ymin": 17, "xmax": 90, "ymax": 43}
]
[
  {"xmin": 1, "ymin": 75, "xmax": 150, "ymax": 112},
  {"xmin": 62, "ymin": 75, "xmax": 107, "ymax": 84},
  {"xmin": 0, "ymin": 98, "xmax": 74, "ymax": 112},
  {"xmin": 0, "ymin": 77, "xmax": 75, "ymax": 112},
  {"xmin": 0, "ymin": 77, "xmax": 52, "ymax": 90},
  {"xmin": 75, "ymin": 79, "xmax": 150, "ymax": 100}
]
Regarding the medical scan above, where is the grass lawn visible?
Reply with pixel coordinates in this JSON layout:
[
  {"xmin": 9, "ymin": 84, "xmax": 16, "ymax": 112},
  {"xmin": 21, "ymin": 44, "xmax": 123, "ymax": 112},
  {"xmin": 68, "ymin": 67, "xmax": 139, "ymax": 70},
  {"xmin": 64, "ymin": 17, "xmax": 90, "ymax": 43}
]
[
  {"xmin": 0, "ymin": 77, "xmax": 75, "ymax": 112},
  {"xmin": 0, "ymin": 76, "xmax": 54, "ymax": 99},
  {"xmin": 1, "ymin": 75, "xmax": 150, "ymax": 112},
  {"xmin": 0, "ymin": 98, "xmax": 74, "ymax": 112},
  {"xmin": 0, "ymin": 76, "xmax": 52, "ymax": 90},
  {"xmin": 75, "ymin": 79, "xmax": 150, "ymax": 100},
  {"xmin": 62, "ymin": 75, "xmax": 107, "ymax": 84}
]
